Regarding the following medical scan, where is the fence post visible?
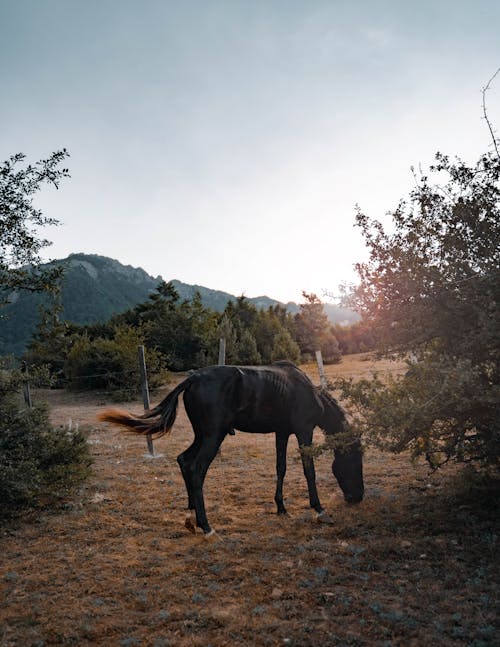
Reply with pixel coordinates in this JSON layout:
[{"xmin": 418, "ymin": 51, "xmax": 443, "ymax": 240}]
[
  {"xmin": 217, "ymin": 336, "xmax": 228, "ymax": 452},
  {"xmin": 315, "ymin": 350, "xmax": 327, "ymax": 388},
  {"xmin": 137, "ymin": 345, "xmax": 154, "ymax": 455},
  {"xmin": 21, "ymin": 361, "xmax": 32, "ymax": 408},
  {"xmin": 218, "ymin": 337, "xmax": 226, "ymax": 365}
]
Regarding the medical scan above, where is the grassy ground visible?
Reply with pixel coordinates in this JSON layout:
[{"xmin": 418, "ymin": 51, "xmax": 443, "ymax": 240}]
[{"xmin": 1, "ymin": 355, "xmax": 498, "ymax": 646}]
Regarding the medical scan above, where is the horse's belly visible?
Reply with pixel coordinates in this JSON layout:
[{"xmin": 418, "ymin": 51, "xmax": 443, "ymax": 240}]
[
  {"xmin": 234, "ymin": 425, "xmax": 275, "ymax": 434},
  {"xmin": 234, "ymin": 412, "xmax": 282, "ymax": 434}
]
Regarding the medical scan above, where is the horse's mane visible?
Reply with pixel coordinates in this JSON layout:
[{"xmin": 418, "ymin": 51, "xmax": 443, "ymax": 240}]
[
  {"xmin": 317, "ymin": 387, "xmax": 342, "ymax": 408},
  {"xmin": 272, "ymin": 360, "xmax": 317, "ymax": 386}
]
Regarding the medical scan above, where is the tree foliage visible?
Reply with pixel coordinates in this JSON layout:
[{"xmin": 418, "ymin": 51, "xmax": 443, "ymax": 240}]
[
  {"xmin": 294, "ymin": 292, "xmax": 341, "ymax": 363},
  {"xmin": 64, "ymin": 325, "xmax": 167, "ymax": 397},
  {"xmin": 24, "ymin": 294, "xmax": 79, "ymax": 385},
  {"xmin": 0, "ymin": 149, "xmax": 93, "ymax": 518},
  {"xmin": 112, "ymin": 281, "xmax": 220, "ymax": 371},
  {"xmin": 222, "ymin": 296, "xmax": 300, "ymax": 365},
  {"xmin": 23, "ymin": 284, "xmax": 305, "ymax": 392},
  {"xmin": 338, "ymin": 150, "xmax": 500, "ymax": 469},
  {"xmin": 0, "ymin": 150, "xmax": 69, "ymax": 302},
  {"xmin": 333, "ymin": 320, "xmax": 376, "ymax": 355}
]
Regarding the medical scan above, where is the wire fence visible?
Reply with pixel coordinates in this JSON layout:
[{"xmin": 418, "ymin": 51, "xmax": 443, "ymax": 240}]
[{"xmin": 15, "ymin": 344, "xmax": 351, "ymax": 464}]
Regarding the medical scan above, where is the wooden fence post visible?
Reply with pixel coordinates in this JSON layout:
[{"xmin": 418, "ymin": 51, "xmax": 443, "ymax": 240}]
[
  {"xmin": 22, "ymin": 379, "xmax": 32, "ymax": 408},
  {"xmin": 315, "ymin": 350, "xmax": 327, "ymax": 388},
  {"xmin": 217, "ymin": 337, "xmax": 228, "ymax": 451},
  {"xmin": 137, "ymin": 345, "xmax": 154, "ymax": 455},
  {"xmin": 21, "ymin": 361, "xmax": 32, "ymax": 408},
  {"xmin": 218, "ymin": 337, "xmax": 226, "ymax": 365}
]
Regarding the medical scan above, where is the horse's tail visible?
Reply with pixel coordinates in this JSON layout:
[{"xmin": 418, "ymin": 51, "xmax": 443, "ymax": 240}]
[{"xmin": 97, "ymin": 376, "xmax": 193, "ymax": 439}]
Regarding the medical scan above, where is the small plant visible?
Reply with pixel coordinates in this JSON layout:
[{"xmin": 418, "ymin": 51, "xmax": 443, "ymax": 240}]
[{"xmin": 0, "ymin": 364, "xmax": 92, "ymax": 518}]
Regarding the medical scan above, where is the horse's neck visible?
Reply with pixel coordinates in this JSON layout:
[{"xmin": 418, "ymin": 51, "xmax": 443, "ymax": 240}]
[{"xmin": 319, "ymin": 393, "xmax": 345, "ymax": 435}]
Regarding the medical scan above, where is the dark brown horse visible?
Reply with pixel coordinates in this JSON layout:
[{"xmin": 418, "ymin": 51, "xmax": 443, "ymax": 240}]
[{"xmin": 98, "ymin": 361, "xmax": 364, "ymax": 537}]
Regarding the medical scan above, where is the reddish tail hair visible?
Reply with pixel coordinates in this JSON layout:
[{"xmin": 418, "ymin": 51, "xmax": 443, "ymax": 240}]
[{"xmin": 97, "ymin": 377, "xmax": 192, "ymax": 439}]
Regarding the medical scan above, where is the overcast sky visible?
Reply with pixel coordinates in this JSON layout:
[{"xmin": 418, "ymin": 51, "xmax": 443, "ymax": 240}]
[{"xmin": 1, "ymin": 1, "xmax": 499, "ymax": 303}]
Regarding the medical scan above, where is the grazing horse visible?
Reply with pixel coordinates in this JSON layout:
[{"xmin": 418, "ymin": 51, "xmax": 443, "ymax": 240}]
[{"xmin": 98, "ymin": 361, "xmax": 364, "ymax": 537}]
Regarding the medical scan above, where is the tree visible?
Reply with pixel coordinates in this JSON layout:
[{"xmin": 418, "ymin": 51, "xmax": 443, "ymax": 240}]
[
  {"xmin": 270, "ymin": 328, "xmax": 301, "ymax": 363},
  {"xmin": 24, "ymin": 294, "xmax": 77, "ymax": 385},
  {"xmin": 235, "ymin": 328, "xmax": 262, "ymax": 365},
  {"xmin": 221, "ymin": 297, "xmax": 300, "ymax": 365},
  {"xmin": 0, "ymin": 151, "xmax": 93, "ymax": 516},
  {"xmin": 332, "ymin": 320, "xmax": 376, "ymax": 355},
  {"xmin": 113, "ymin": 281, "xmax": 219, "ymax": 371},
  {"xmin": 64, "ymin": 325, "xmax": 167, "ymax": 396},
  {"xmin": 338, "ymin": 149, "xmax": 500, "ymax": 469},
  {"xmin": 0, "ymin": 150, "xmax": 70, "ymax": 303},
  {"xmin": 294, "ymin": 292, "xmax": 341, "ymax": 363}
]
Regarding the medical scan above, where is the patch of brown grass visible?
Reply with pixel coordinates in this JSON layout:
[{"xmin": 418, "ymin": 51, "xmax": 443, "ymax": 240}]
[{"xmin": 1, "ymin": 356, "xmax": 498, "ymax": 646}]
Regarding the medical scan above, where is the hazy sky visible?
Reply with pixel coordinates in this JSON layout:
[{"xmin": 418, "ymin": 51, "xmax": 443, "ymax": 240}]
[{"xmin": 1, "ymin": 1, "xmax": 499, "ymax": 303}]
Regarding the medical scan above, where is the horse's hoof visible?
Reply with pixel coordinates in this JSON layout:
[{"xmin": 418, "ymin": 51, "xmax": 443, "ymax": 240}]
[
  {"xmin": 316, "ymin": 510, "xmax": 334, "ymax": 524},
  {"xmin": 185, "ymin": 512, "xmax": 197, "ymax": 534},
  {"xmin": 203, "ymin": 529, "xmax": 221, "ymax": 542}
]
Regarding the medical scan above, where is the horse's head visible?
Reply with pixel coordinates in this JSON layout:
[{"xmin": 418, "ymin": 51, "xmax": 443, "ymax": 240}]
[
  {"xmin": 332, "ymin": 438, "xmax": 364, "ymax": 504},
  {"xmin": 317, "ymin": 389, "xmax": 365, "ymax": 503},
  {"xmin": 317, "ymin": 388, "xmax": 365, "ymax": 504}
]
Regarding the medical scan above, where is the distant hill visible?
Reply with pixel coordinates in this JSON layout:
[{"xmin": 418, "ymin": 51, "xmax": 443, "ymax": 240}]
[
  {"xmin": 169, "ymin": 282, "xmax": 357, "ymax": 326},
  {"xmin": 0, "ymin": 253, "xmax": 359, "ymax": 356}
]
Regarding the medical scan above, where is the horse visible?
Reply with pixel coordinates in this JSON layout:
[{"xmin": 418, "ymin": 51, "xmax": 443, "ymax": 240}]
[{"xmin": 98, "ymin": 361, "xmax": 364, "ymax": 537}]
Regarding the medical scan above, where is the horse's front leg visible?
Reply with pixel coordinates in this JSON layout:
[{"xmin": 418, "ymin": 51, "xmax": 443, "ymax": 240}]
[
  {"xmin": 297, "ymin": 429, "xmax": 332, "ymax": 523},
  {"xmin": 274, "ymin": 432, "xmax": 289, "ymax": 515},
  {"xmin": 300, "ymin": 451, "xmax": 323, "ymax": 514}
]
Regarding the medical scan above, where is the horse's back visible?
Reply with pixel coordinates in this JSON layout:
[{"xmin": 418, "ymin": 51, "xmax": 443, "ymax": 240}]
[
  {"xmin": 182, "ymin": 363, "xmax": 322, "ymax": 434},
  {"xmin": 182, "ymin": 365, "xmax": 243, "ymax": 426}
]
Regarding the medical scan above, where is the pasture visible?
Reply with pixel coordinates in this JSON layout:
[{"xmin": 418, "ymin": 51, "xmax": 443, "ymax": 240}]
[{"xmin": 1, "ymin": 355, "xmax": 498, "ymax": 646}]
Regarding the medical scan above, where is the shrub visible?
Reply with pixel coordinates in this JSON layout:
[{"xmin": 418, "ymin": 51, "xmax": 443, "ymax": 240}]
[
  {"xmin": 0, "ymin": 367, "xmax": 92, "ymax": 518},
  {"xmin": 64, "ymin": 326, "xmax": 167, "ymax": 397}
]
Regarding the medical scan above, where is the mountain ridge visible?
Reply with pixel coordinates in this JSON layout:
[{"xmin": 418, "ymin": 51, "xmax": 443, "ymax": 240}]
[{"xmin": 0, "ymin": 253, "xmax": 359, "ymax": 356}]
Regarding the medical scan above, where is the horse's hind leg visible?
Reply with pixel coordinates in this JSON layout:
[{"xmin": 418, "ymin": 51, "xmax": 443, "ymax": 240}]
[
  {"xmin": 178, "ymin": 428, "xmax": 226, "ymax": 535},
  {"xmin": 189, "ymin": 428, "xmax": 227, "ymax": 535},
  {"xmin": 177, "ymin": 439, "xmax": 201, "ymax": 532},
  {"xmin": 274, "ymin": 432, "xmax": 289, "ymax": 515}
]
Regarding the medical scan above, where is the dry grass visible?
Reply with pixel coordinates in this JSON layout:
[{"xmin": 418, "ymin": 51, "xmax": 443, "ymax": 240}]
[{"xmin": 1, "ymin": 355, "xmax": 498, "ymax": 646}]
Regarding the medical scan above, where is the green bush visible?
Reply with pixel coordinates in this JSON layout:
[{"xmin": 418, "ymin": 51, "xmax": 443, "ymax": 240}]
[
  {"xmin": 0, "ymin": 370, "xmax": 92, "ymax": 518},
  {"xmin": 64, "ymin": 325, "xmax": 167, "ymax": 397},
  {"xmin": 340, "ymin": 148, "xmax": 500, "ymax": 470}
]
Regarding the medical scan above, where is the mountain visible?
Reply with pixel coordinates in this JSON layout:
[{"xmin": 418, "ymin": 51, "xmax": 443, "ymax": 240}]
[
  {"xmin": 169, "ymin": 283, "xmax": 357, "ymax": 326},
  {"xmin": 0, "ymin": 253, "xmax": 359, "ymax": 356}
]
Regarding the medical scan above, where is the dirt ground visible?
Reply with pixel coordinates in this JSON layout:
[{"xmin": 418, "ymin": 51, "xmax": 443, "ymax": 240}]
[{"xmin": 1, "ymin": 355, "xmax": 498, "ymax": 646}]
